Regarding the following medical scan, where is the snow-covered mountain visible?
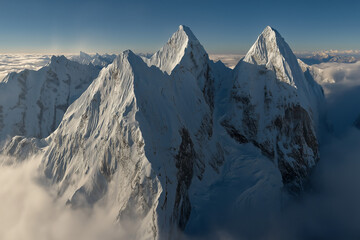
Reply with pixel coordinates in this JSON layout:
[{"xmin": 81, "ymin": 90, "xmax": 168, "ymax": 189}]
[
  {"xmin": 0, "ymin": 56, "xmax": 100, "ymax": 143},
  {"xmin": 1, "ymin": 25, "xmax": 325, "ymax": 239},
  {"xmin": 223, "ymin": 26, "xmax": 325, "ymax": 192},
  {"xmin": 70, "ymin": 51, "xmax": 117, "ymax": 68}
]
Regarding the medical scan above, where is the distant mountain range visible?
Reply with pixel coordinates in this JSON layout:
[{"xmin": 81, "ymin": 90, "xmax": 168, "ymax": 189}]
[{"xmin": 299, "ymin": 52, "xmax": 359, "ymax": 65}]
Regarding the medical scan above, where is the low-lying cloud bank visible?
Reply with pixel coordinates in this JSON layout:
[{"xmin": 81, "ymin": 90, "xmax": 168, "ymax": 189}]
[
  {"xmin": 272, "ymin": 128, "xmax": 360, "ymax": 240},
  {"xmin": 311, "ymin": 61, "xmax": 360, "ymax": 135},
  {"xmin": 184, "ymin": 128, "xmax": 360, "ymax": 240},
  {"xmin": 0, "ymin": 156, "xmax": 136, "ymax": 240},
  {"xmin": 315, "ymin": 61, "xmax": 360, "ymax": 88},
  {"xmin": 0, "ymin": 55, "xmax": 51, "ymax": 81}
]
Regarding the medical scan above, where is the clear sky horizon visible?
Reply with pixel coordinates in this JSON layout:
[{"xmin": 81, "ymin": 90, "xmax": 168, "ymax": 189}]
[{"xmin": 1, "ymin": 0, "xmax": 359, "ymax": 54}]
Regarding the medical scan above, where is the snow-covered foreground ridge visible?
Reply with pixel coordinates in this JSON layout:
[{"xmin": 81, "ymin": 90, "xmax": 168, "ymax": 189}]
[{"xmin": 1, "ymin": 25, "xmax": 324, "ymax": 239}]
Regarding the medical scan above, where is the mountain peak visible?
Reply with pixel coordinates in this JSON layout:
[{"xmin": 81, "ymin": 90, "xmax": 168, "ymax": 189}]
[
  {"xmin": 263, "ymin": 25, "xmax": 276, "ymax": 33},
  {"xmin": 243, "ymin": 26, "xmax": 303, "ymax": 88},
  {"xmin": 178, "ymin": 24, "xmax": 186, "ymax": 30},
  {"xmin": 80, "ymin": 51, "xmax": 90, "ymax": 57},
  {"xmin": 122, "ymin": 49, "xmax": 135, "ymax": 57},
  {"xmin": 111, "ymin": 50, "xmax": 145, "ymax": 72},
  {"xmin": 259, "ymin": 26, "xmax": 285, "ymax": 46},
  {"xmin": 244, "ymin": 26, "xmax": 288, "ymax": 65},
  {"xmin": 146, "ymin": 25, "xmax": 207, "ymax": 75},
  {"xmin": 177, "ymin": 25, "xmax": 198, "ymax": 42}
]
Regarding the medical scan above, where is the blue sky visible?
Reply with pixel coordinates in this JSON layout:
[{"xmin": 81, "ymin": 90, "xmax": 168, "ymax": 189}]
[{"xmin": 0, "ymin": 0, "xmax": 359, "ymax": 54}]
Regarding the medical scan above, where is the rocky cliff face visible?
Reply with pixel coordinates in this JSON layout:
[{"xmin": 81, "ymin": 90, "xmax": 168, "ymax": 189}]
[
  {"xmin": 354, "ymin": 115, "xmax": 360, "ymax": 130},
  {"xmin": 0, "ymin": 26, "xmax": 325, "ymax": 239}
]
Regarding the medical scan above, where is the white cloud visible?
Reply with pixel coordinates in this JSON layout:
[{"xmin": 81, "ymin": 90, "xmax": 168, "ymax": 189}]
[
  {"xmin": 307, "ymin": 61, "xmax": 360, "ymax": 135},
  {"xmin": 0, "ymin": 156, "xmax": 136, "ymax": 240},
  {"xmin": 314, "ymin": 61, "xmax": 360, "ymax": 87},
  {"xmin": 0, "ymin": 55, "xmax": 51, "ymax": 81},
  {"xmin": 268, "ymin": 129, "xmax": 360, "ymax": 240}
]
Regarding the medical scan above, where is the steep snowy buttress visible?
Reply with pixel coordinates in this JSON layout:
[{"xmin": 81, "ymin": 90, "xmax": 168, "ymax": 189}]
[
  {"xmin": 222, "ymin": 27, "xmax": 323, "ymax": 192},
  {"xmin": 223, "ymin": 26, "xmax": 324, "ymax": 192}
]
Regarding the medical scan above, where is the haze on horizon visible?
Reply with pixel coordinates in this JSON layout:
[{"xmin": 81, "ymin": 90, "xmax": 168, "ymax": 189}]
[{"xmin": 0, "ymin": 0, "xmax": 359, "ymax": 55}]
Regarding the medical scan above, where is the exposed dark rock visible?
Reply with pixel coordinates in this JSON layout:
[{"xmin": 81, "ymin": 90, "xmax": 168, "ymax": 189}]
[
  {"xmin": 0, "ymin": 106, "xmax": 4, "ymax": 132},
  {"xmin": 209, "ymin": 142, "xmax": 225, "ymax": 173},
  {"xmin": 354, "ymin": 115, "xmax": 360, "ymax": 130},
  {"xmin": 224, "ymin": 88, "xmax": 319, "ymax": 193},
  {"xmin": 202, "ymin": 64, "xmax": 215, "ymax": 111},
  {"xmin": 172, "ymin": 128, "xmax": 196, "ymax": 230},
  {"xmin": 275, "ymin": 104, "xmax": 319, "ymax": 192},
  {"xmin": 221, "ymin": 119, "xmax": 248, "ymax": 144}
]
